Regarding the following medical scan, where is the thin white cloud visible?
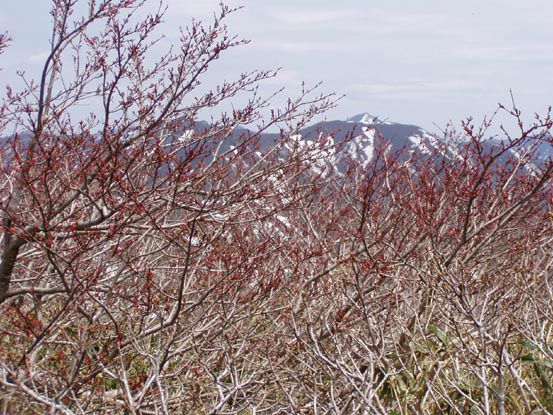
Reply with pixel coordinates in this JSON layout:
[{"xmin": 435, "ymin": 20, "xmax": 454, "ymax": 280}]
[
  {"xmin": 256, "ymin": 40, "xmax": 355, "ymax": 53},
  {"xmin": 163, "ymin": 0, "xmax": 243, "ymax": 17},
  {"xmin": 274, "ymin": 10, "xmax": 359, "ymax": 25},
  {"xmin": 27, "ymin": 52, "xmax": 49, "ymax": 64},
  {"xmin": 265, "ymin": 69, "xmax": 301, "ymax": 85},
  {"xmin": 384, "ymin": 12, "xmax": 445, "ymax": 26},
  {"xmin": 454, "ymin": 45, "xmax": 553, "ymax": 63},
  {"xmin": 349, "ymin": 79, "xmax": 477, "ymax": 99}
]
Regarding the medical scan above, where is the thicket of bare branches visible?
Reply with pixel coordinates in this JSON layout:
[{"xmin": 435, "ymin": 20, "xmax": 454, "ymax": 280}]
[{"xmin": 1, "ymin": 1, "xmax": 552, "ymax": 414}]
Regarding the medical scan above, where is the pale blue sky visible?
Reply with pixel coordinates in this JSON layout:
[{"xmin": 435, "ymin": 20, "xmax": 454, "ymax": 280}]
[{"xmin": 2, "ymin": 0, "xmax": 553, "ymax": 131}]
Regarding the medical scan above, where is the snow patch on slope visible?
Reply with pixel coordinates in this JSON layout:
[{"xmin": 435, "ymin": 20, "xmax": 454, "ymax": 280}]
[
  {"xmin": 409, "ymin": 132, "xmax": 442, "ymax": 156},
  {"xmin": 342, "ymin": 126, "xmax": 376, "ymax": 168}
]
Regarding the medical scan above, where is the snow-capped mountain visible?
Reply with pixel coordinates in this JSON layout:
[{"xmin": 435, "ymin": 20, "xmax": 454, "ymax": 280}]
[
  {"xmin": 299, "ymin": 112, "xmax": 441, "ymax": 161},
  {"xmin": 277, "ymin": 112, "xmax": 553, "ymax": 174},
  {"xmin": 3, "ymin": 112, "xmax": 551, "ymax": 173},
  {"xmin": 247, "ymin": 112, "xmax": 452, "ymax": 176},
  {"xmin": 158, "ymin": 111, "xmax": 553, "ymax": 179}
]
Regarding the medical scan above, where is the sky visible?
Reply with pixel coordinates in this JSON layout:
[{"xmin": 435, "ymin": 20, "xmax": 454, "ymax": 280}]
[{"xmin": 2, "ymin": 0, "xmax": 553, "ymax": 133}]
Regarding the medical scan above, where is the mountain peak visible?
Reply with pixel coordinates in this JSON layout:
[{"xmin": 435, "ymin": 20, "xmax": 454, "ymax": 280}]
[{"xmin": 347, "ymin": 113, "xmax": 381, "ymax": 125}]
